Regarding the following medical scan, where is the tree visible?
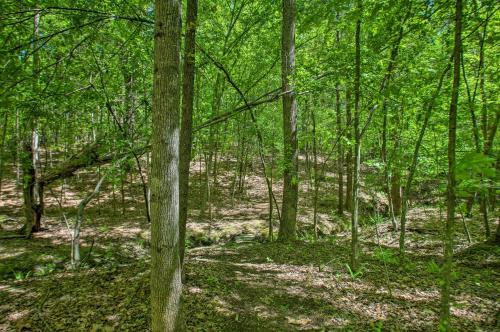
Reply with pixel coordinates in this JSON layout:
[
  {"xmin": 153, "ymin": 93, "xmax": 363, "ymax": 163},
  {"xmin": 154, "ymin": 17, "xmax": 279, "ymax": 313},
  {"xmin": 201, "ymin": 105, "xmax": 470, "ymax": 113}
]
[
  {"xmin": 179, "ymin": 0, "xmax": 198, "ymax": 267},
  {"xmin": 440, "ymin": 0, "xmax": 462, "ymax": 329},
  {"xmin": 279, "ymin": 0, "xmax": 299, "ymax": 242},
  {"xmin": 150, "ymin": 0, "xmax": 182, "ymax": 330},
  {"xmin": 350, "ymin": 0, "xmax": 362, "ymax": 272}
]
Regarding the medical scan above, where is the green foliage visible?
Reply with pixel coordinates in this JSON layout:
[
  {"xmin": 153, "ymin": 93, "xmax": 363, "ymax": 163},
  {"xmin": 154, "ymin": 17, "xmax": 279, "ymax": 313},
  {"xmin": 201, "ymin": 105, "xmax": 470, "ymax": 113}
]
[
  {"xmin": 456, "ymin": 152, "xmax": 496, "ymax": 197},
  {"xmin": 345, "ymin": 263, "xmax": 364, "ymax": 279},
  {"xmin": 373, "ymin": 248, "xmax": 397, "ymax": 265},
  {"xmin": 11, "ymin": 269, "xmax": 31, "ymax": 281},
  {"xmin": 33, "ymin": 262, "xmax": 57, "ymax": 276},
  {"xmin": 427, "ymin": 260, "xmax": 459, "ymax": 286},
  {"xmin": 371, "ymin": 321, "xmax": 384, "ymax": 332},
  {"xmin": 427, "ymin": 259, "xmax": 441, "ymax": 274}
]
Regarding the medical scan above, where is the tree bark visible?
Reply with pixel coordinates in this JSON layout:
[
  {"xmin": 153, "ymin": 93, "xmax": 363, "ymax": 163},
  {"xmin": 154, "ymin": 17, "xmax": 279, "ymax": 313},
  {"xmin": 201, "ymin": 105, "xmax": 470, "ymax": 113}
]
[
  {"xmin": 336, "ymin": 84, "xmax": 344, "ymax": 215},
  {"xmin": 351, "ymin": 0, "xmax": 362, "ymax": 272},
  {"xmin": 0, "ymin": 112, "xmax": 8, "ymax": 197},
  {"xmin": 440, "ymin": 0, "xmax": 461, "ymax": 329},
  {"xmin": 72, "ymin": 176, "xmax": 106, "ymax": 268},
  {"xmin": 312, "ymin": 107, "xmax": 319, "ymax": 239},
  {"xmin": 179, "ymin": 0, "xmax": 198, "ymax": 267},
  {"xmin": 345, "ymin": 89, "xmax": 353, "ymax": 211},
  {"xmin": 279, "ymin": 0, "xmax": 299, "ymax": 242},
  {"xmin": 150, "ymin": 0, "xmax": 182, "ymax": 330},
  {"xmin": 23, "ymin": 8, "xmax": 44, "ymax": 237}
]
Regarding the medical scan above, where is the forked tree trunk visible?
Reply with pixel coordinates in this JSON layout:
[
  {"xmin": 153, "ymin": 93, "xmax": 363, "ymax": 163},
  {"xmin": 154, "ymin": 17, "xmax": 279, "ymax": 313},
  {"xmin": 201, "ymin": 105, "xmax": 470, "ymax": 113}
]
[
  {"xmin": 150, "ymin": 0, "xmax": 182, "ymax": 330},
  {"xmin": 72, "ymin": 176, "xmax": 106, "ymax": 268},
  {"xmin": 279, "ymin": 0, "xmax": 299, "ymax": 242}
]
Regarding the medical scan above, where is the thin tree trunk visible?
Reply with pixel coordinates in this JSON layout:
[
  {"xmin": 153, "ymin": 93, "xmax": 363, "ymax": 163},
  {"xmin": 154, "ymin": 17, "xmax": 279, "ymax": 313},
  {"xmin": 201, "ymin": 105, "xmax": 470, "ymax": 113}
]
[
  {"xmin": 440, "ymin": 0, "xmax": 462, "ymax": 328},
  {"xmin": 15, "ymin": 109, "xmax": 20, "ymax": 184},
  {"xmin": 279, "ymin": 0, "xmax": 299, "ymax": 242},
  {"xmin": 179, "ymin": 0, "xmax": 198, "ymax": 266},
  {"xmin": 312, "ymin": 108, "xmax": 319, "ymax": 239},
  {"xmin": 150, "ymin": 0, "xmax": 182, "ymax": 330},
  {"xmin": 268, "ymin": 150, "xmax": 275, "ymax": 241},
  {"xmin": 351, "ymin": 0, "xmax": 362, "ymax": 272},
  {"xmin": 0, "ymin": 112, "xmax": 8, "ymax": 197},
  {"xmin": 399, "ymin": 63, "xmax": 451, "ymax": 256},
  {"xmin": 72, "ymin": 176, "xmax": 106, "ymax": 268},
  {"xmin": 336, "ymin": 84, "xmax": 344, "ymax": 215},
  {"xmin": 345, "ymin": 89, "xmax": 353, "ymax": 211}
]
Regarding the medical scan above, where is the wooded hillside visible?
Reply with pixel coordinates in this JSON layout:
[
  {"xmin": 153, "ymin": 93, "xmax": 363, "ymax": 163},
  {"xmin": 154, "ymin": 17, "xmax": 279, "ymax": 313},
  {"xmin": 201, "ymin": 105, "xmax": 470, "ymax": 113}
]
[{"xmin": 0, "ymin": 0, "xmax": 498, "ymax": 331}]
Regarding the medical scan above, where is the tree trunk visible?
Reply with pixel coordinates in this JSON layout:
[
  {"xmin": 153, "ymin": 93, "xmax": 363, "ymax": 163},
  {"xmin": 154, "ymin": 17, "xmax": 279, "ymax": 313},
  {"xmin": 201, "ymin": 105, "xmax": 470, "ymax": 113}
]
[
  {"xmin": 150, "ymin": 0, "xmax": 182, "ymax": 330},
  {"xmin": 440, "ymin": 0, "xmax": 461, "ymax": 329},
  {"xmin": 72, "ymin": 176, "xmax": 106, "ymax": 268},
  {"xmin": 351, "ymin": 0, "xmax": 362, "ymax": 272},
  {"xmin": 336, "ymin": 84, "xmax": 344, "ymax": 215},
  {"xmin": 0, "ymin": 112, "xmax": 8, "ymax": 197},
  {"xmin": 15, "ymin": 109, "xmax": 20, "ymax": 184},
  {"xmin": 179, "ymin": 0, "xmax": 198, "ymax": 267},
  {"xmin": 279, "ymin": 0, "xmax": 299, "ymax": 242},
  {"xmin": 345, "ymin": 89, "xmax": 353, "ymax": 211},
  {"xmin": 312, "ymin": 107, "xmax": 319, "ymax": 239},
  {"xmin": 399, "ymin": 63, "xmax": 450, "ymax": 256},
  {"xmin": 23, "ymin": 8, "xmax": 44, "ymax": 237}
]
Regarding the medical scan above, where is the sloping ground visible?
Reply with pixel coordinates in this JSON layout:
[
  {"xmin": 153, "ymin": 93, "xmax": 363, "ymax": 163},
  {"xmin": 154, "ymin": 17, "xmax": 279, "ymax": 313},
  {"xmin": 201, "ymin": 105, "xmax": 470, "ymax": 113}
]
[
  {"xmin": 0, "ymin": 218, "xmax": 498, "ymax": 331},
  {"xmin": 0, "ymin": 159, "xmax": 499, "ymax": 331}
]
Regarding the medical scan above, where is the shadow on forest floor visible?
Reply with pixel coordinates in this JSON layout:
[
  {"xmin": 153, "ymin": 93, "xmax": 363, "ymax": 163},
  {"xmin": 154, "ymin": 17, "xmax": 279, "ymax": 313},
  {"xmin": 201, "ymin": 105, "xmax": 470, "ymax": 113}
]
[
  {"xmin": 1, "ymin": 230, "xmax": 498, "ymax": 331},
  {"xmin": 0, "ymin": 161, "xmax": 499, "ymax": 331}
]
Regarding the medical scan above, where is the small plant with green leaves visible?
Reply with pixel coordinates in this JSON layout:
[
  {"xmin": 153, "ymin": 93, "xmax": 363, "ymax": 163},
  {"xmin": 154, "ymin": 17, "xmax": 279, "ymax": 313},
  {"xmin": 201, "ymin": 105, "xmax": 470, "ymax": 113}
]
[
  {"xmin": 345, "ymin": 263, "xmax": 364, "ymax": 279},
  {"xmin": 427, "ymin": 260, "xmax": 459, "ymax": 286},
  {"xmin": 34, "ymin": 262, "xmax": 56, "ymax": 276},
  {"xmin": 371, "ymin": 321, "xmax": 384, "ymax": 331},
  {"xmin": 12, "ymin": 269, "xmax": 31, "ymax": 281},
  {"xmin": 374, "ymin": 247, "xmax": 398, "ymax": 265},
  {"xmin": 367, "ymin": 213, "xmax": 385, "ymax": 226}
]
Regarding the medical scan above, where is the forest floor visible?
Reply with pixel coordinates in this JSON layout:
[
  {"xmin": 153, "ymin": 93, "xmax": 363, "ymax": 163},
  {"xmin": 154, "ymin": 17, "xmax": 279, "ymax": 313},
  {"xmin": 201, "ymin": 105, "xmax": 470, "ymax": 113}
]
[{"xmin": 0, "ymin": 159, "xmax": 499, "ymax": 331}]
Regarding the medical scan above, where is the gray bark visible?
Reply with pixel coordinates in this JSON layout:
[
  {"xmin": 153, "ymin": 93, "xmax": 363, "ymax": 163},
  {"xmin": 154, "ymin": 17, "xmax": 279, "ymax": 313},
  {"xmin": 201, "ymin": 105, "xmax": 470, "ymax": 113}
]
[
  {"xmin": 150, "ymin": 0, "xmax": 183, "ymax": 330},
  {"xmin": 72, "ymin": 176, "xmax": 106, "ymax": 268}
]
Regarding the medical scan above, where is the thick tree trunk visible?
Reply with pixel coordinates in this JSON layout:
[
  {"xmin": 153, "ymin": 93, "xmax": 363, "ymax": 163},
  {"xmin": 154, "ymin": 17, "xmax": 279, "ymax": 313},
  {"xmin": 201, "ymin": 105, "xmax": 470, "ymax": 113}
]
[
  {"xmin": 279, "ymin": 0, "xmax": 299, "ymax": 242},
  {"xmin": 440, "ymin": 0, "xmax": 461, "ymax": 329},
  {"xmin": 150, "ymin": 0, "xmax": 182, "ymax": 330},
  {"xmin": 179, "ymin": 0, "xmax": 198, "ymax": 267}
]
